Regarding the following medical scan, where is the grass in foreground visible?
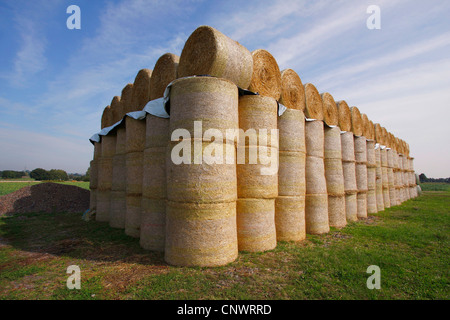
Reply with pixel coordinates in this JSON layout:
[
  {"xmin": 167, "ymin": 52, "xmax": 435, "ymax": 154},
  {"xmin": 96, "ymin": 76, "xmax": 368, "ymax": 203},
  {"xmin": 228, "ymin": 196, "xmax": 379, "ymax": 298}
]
[
  {"xmin": 0, "ymin": 189, "xmax": 448, "ymax": 300},
  {"xmin": 0, "ymin": 181, "xmax": 89, "ymax": 197}
]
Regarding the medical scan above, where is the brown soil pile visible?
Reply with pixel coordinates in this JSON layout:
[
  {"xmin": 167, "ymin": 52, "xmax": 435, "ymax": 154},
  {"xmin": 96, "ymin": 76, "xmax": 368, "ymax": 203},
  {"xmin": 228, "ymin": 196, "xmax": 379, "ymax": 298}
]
[{"xmin": 0, "ymin": 183, "xmax": 90, "ymax": 216}]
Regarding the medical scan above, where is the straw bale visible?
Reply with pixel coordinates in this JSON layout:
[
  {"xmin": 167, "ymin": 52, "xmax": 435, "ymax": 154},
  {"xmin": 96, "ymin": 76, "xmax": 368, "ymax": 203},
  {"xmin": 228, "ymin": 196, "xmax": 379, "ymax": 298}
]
[
  {"xmin": 236, "ymin": 145, "xmax": 278, "ymax": 199},
  {"xmin": 142, "ymin": 147, "xmax": 166, "ymax": 199},
  {"xmin": 146, "ymin": 115, "xmax": 169, "ymax": 148},
  {"xmin": 115, "ymin": 128, "xmax": 127, "ymax": 155},
  {"xmin": 165, "ymin": 200, "xmax": 238, "ymax": 267},
  {"xmin": 275, "ymin": 196, "xmax": 306, "ymax": 241},
  {"xmin": 381, "ymin": 127, "xmax": 388, "ymax": 147},
  {"xmin": 170, "ymin": 76, "xmax": 238, "ymax": 139},
  {"xmin": 367, "ymin": 188, "xmax": 378, "ymax": 214},
  {"xmin": 324, "ymin": 158, "xmax": 345, "ymax": 196},
  {"xmin": 121, "ymin": 83, "xmax": 134, "ymax": 114},
  {"xmin": 97, "ymin": 157, "xmax": 113, "ymax": 191},
  {"xmin": 366, "ymin": 140, "xmax": 377, "ymax": 213},
  {"xmin": 341, "ymin": 131, "xmax": 355, "ymax": 162},
  {"xmin": 101, "ymin": 134, "xmax": 116, "ymax": 158},
  {"xmin": 305, "ymin": 194, "xmax": 329, "ymax": 235},
  {"xmin": 368, "ymin": 120, "xmax": 375, "ymax": 141},
  {"xmin": 366, "ymin": 140, "xmax": 376, "ymax": 167},
  {"xmin": 237, "ymin": 198, "xmax": 277, "ymax": 252},
  {"xmin": 110, "ymin": 96, "xmax": 123, "ymax": 124},
  {"xmin": 140, "ymin": 198, "xmax": 166, "ymax": 251},
  {"xmin": 306, "ymin": 155, "xmax": 327, "ymax": 195},
  {"xmin": 342, "ymin": 161, "xmax": 358, "ymax": 194},
  {"xmin": 356, "ymin": 192, "xmax": 368, "ymax": 219},
  {"xmin": 238, "ymin": 94, "xmax": 278, "ymax": 148},
  {"xmin": 130, "ymin": 69, "xmax": 152, "ymax": 112},
  {"xmin": 177, "ymin": 25, "xmax": 253, "ymax": 89},
  {"xmin": 375, "ymin": 148, "xmax": 384, "ymax": 211},
  {"xmin": 305, "ymin": 120, "xmax": 324, "ymax": 158},
  {"xmin": 336, "ymin": 100, "xmax": 352, "ymax": 132},
  {"xmin": 328, "ymin": 195, "xmax": 346, "ymax": 228},
  {"xmin": 345, "ymin": 193, "xmax": 358, "ymax": 222},
  {"xmin": 374, "ymin": 123, "xmax": 383, "ymax": 144},
  {"xmin": 361, "ymin": 113, "xmax": 370, "ymax": 138},
  {"xmin": 126, "ymin": 151, "xmax": 143, "ymax": 195},
  {"xmin": 304, "ymin": 83, "xmax": 323, "ymax": 120},
  {"xmin": 324, "ymin": 126, "xmax": 342, "ymax": 160},
  {"xmin": 101, "ymin": 105, "xmax": 112, "ymax": 129},
  {"xmin": 248, "ymin": 49, "xmax": 281, "ymax": 100},
  {"xmin": 321, "ymin": 92, "xmax": 339, "ymax": 126},
  {"xmin": 278, "ymin": 151, "xmax": 306, "ymax": 196},
  {"xmin": 93, "ymin": 142, "xmax": 102, "ymax": 160},
  {"xmin": 126, "ymin": 117, "xmax": 146, "ymax": 153},
  {"xmin": 168, "ymin": 140, "xmax": 237, "ymax": 203},
  {"xmin": 279, "ymin": 69, "xmax": 305, "ymax": 110},
  {"xmin": 355, "ymin": 163, "xmax": 368, "ymax": 192},
  {"xmin": 350, "ymin": 106, "xmax": 363, "ymax": 136},
  {"xmin": 150, "ymin": 53, "xmax": 179, "ymax": 100},
  {"xmin": 110, "ymin": 190, "xmax": 126, "ymax": 229},
  {"xmin": 125, "ymin": 194, "xmax": 141, "ymax": 238},
  {"xmin": 278, "ymin": 108, "xmax": 305, "ymax": 152},
  {"xmin": 96, "ymin": 189, "xmax": 110, "ymax": 222},
  {"xmin": 111, "ymin": 153, "xmax": 126, "ymax": 192}
]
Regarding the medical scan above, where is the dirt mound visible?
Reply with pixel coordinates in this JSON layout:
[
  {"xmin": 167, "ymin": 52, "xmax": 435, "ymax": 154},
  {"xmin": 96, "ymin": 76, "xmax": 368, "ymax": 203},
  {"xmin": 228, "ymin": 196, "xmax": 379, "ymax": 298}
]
[{"xmin": 0, "ymin": 182, "xmax": 90, "ymax": 216}]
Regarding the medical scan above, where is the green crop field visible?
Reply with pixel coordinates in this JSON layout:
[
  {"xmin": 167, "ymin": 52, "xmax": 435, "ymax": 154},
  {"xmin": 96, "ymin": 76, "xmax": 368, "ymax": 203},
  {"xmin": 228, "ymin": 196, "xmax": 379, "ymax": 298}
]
[
  {"xmin": 0, "ymin": 181, "xmax": 90, "ymax": 197},
  {"xmin": 0, "ymin": 183, "xmax": 448, "ymax": 300}
]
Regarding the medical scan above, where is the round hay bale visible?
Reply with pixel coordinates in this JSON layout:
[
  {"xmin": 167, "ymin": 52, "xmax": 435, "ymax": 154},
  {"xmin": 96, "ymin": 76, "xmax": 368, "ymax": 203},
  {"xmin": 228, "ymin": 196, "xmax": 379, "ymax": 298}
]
[
  {"xmin": 275, "ymin": 196, "xmax": 306, "ymax": 242},
  {"xmin": 125, "ymin": 194, "xmax": 141, "ymax": 238},
  {"xmin": 366, "ymin": 140, "xmax": 376, "ymax": 167},
  {"xmin": 341, "ymin": 131, "xmax": 355, "ymax": 162},
  {"xmin": 304, "ymin": 83, "xmax": 323, "ymax": 120},
  {"xmin": 381, "ymin": 127, "xmax": 388, "ymax": 147},
  {"xmin": 305, "ymin": 120, "xmax": 324, "ymax": 158},
  {"xmin": 305, "ymin": 194, "xmax": 329, "ymax": 235},
  {"xmin": 367, "ymin": 188, "xmax": 378, "ymax": 214},
  {"xmin": 111, "ymin": 153, "xmax": 126, "ymax": 192},
  {"xmin": 238, "ymin": 94, "xmax": 278, "ymax": 148},
  {"xmin": 111, "ymin": 96, "xmax": 122, "ymax": 124},
  {"xmin": 278, "ymin": 108, "xmax": 305, "ymax": 152},
  {"xmin": 167, "ymin": 140, "xmax": 237, "ymax": 203},
  {"xmin": 375, "ymin": 148, "xmax": 384, "ymax": 211},
  {"xmin": 374, "ymin": 123, "xmax": 383, "ymax": 144},
  {"xmin": 236, "ymin": 145, "xmax": 278, "ymax": 199},
  {"xmin": 121, "ymin": 83, "xmax": 134, "ymax": 113},
  {"xmin": 328, "ymin": 195, "xmax": 346, "ymax": 228},
  {"xmin": 345, "ymin": 193, "xmax": 358, "ymax": 222},
  {"xmin": 101, "ymin": 105, "xmax": 113, "ymax": 129},
  {"xmin": 169, "ymin": 76, "xmax": 238, "ymax": 139},
  {"xmin": 142, "ymin": 147, "xmax": 166, "ymax": 199},
  {"xmin": 150, "ymin": 53, "xmax": 179, "ymax": 100},
  {"xmin": 96, "ymin": 189, "xmax": 110, "ymax": 222},
  {"xmin": 164, "ymin": 200, "xmax": 238, "ymax": 267},
  {"xmin": 368, "ymin": 120, "xmax": 375, "ymax": 141},
  {"xmin": 278, "ymin": 151, "xmax": 306, "ymax": 196},
  {"xmin": 248, "ymin": 49, "xmax": 281, "ymax": 100},
  {"xmin": 279, "ymin": 69, "xmax": 305, "ymax": 110},
  {"xmin": 306, "ymin": 155, "xmax": 327, "ymax": 195},
  {"xmin": 354, "ymin": 135, "xmax": 367, "ymax": 164},
  {"xmin": 110, "ymin": 190, "xmax": 126, "ymax": 229},
  {"xmin": 366, "ymin": 140, "xmax": 377, "ymax": 213},
  {"xmin": 131, "ymin": 69, "xmax": 152, "ymax": 112},
  {"xmin": 321, "ymin": 92, "xmax": 339, "ymax": 126},
  {"xmin": 97, "ymin": 157, "xmax": 113, "ymax": 191},
  {"xmin": 342, "ymin": 161, "xmax": 358, "ymax": 194},
  {"xmin": 177, "ymin": 25, "xmax": 253, "ymax": 89},
  {"xmin": 126, "ymin": 151, "xmax": 143, "ymax": 195},
  {"xmin": 93, "ymin": 142, "xmax": 102, "ymax": 160},
  {"xmin": 237, "ymin": 198, "xmax": 277, "ymax": 252},
  {"xmin": 126, "ymin": 117, "xmax": 146, "ymax": 153},
  {"xmin": 140, "ymin": 198, "xmax": 166, "ymax": 251},
  {"xmin": 324, "ymin": 158, "xmax": 345, "ymax": 196},
  {"xmin": 350, "ymin": 106, "xmax": 363, "ymax": 136},
  {"xmin": 361, "ymin": 113, "xmax": 370, "ymax": 138},
  {"xmin": 146, "ymin": 115, "xmax": 169, "ymax": 148},
  {"xmin": 115, "ymin": 128, "xmax": 127, "ymax": 155},
  {"xmin": 101, "ymin": 134, "xmax": 116, "ymax": 158},
  {"xmin": 336, "ymin": 100, "xmax": 352, "ymax": 132},
  {"xmin": 324, "ymin": 126, "xmax": 342, "ymax": 160},
  {"xmin": 355, "ymin": 163, "xmax": 368, "ymax": 192},
  {"xmin": 356, "ymin": 192, "xmax": 368, "ymax": 219}
]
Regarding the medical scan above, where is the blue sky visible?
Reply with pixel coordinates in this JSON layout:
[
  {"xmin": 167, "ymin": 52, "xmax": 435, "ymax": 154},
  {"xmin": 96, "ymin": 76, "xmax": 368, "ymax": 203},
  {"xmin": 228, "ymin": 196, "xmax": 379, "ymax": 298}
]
[{"xmin": 0, "ymin": 0, "xmax": 449, "ymax": 177}]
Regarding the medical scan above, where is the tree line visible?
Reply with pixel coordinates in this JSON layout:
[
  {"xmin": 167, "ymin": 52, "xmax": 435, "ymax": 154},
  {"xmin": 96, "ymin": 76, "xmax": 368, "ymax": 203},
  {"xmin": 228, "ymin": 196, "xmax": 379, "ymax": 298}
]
[
  {"xmin": 419, "ymin": 174, "xmax": 450, "ymax": 184},
  {"xmin": 0, "ymin": 168, "xmax": 90, "ymax": 181}
]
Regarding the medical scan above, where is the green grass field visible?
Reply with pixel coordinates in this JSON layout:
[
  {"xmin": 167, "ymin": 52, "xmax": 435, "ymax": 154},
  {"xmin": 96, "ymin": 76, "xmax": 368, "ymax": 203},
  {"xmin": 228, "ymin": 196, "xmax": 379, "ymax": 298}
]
[
  {"xmin": 0, "ymin": 183, "xmax": 448, "ymax": 300},
  {"xmin": 0, "ymin": 181, "xmax": 90, "ymax": 197}
]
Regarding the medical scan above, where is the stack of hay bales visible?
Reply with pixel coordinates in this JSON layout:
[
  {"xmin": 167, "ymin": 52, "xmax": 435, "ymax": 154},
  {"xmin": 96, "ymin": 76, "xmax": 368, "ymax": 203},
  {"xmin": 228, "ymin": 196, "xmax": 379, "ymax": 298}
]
[
  {"xmin": 322, "ymin": 92, "xmax": 346, "ymax": 228},
  {"xmin": 165, "ymin": 76, "xmax": 240, "ymax": 266},
  {"xmin": 125, "ymin": 69, "xmax": 152, "ymax": 238},
  {"xmin": 374, "ymin": 140, "xmax": 384, "ymax": 212},
  {"xmin": 140, "ymin": 53, "xmax": 178, "ymax": 251},
  {"xmin": 337, "ymin": 100, "xmax": 358, "ymax": 222},
  {"xmin": 363, "ymin": 115, "xmax": 377, "ymax": 214},
  {"xmin": 276, "ymin": 69, "xmax": 306, "ymax": 241},
  {"xmin": 351, "ymin": 106, "xmax": 368, "ymax": 219},
  {"xmin": 386, "ymin": 132, "xmax": 398, "ymax": 206},
  {"xmin": 304, "ymin": 83, "xmax": 329, "ymax": 234},
  {"xmin": 377, "ymin": 125, "xmax": 391, "ymax": 208},
  {"xmin": 97, "ymin": 105, "xmax": 115, "ymax": 222}
]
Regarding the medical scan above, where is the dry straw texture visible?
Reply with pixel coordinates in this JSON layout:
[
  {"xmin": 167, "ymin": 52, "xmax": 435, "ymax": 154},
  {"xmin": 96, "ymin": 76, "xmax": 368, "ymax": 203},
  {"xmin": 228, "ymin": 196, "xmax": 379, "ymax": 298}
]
[
  {"xmin": 374, "ymin": 123, "xmax": 383, "ymax": 145},
  {"xmin": 341, "ymin": 131, "xmax": 356, "ymax": 162},
  {"xmin": 140, "ymin": 198, "xmax": 166, "ymax": 251},
  {"xmin": 248, "ymin": 49, "xmax": 281, "ymax": 100},
  {"xmin": 142, "ymin": 147, "xmax": 166, "ymax": 199},
  {"xmin": 356, "ymin": 192, "xmax": 368, "ymax": 219},
  {"xmin": 115, "ymin": 128, "xmax": 127, "ymax": 155},
  {"xmin": 167, "ymin": 140, "xmax": 237, "ymax": 203},
  {"xmin": 170, "ymin": 76, "xmax": 238, "ymax": 139},
  {"xmin": 110, "ymin": 191, "xmax": 126, "ymax": 229},
  {"xmin": 101, "ymin": 105, "xmax": 112, "ymax": 129},
  {"xmin": 237, "ymin": 145, "xmax": 278, "ymax": 199},
  {"xmin": 304, "ymin": 83, "xmax": 323, "ymax": 120},
  {"xmin": 361, "ymin": 113, "xmax": 370, "ymax": 138},
  {"xmin": 239, "ymin": 94, "xmax": 278, "ymax": 148},
  {"xmin": 126, "ymin": 117, "xmax": 146, "ymax": 153},
  {"xmin": 324, "ymin": 158, "xmax": 345, "ymax": 196},
  {"xmin": 146, "ymin": 115, "xmax": 169, "ymax": 148},
  {"xmin": 345, "ymin": 193, "xmax": 358, "ymax": 222},
  {"xmin": 381, "ymin": 148, "xmax": 391, "ymax": 208},
  {"xmin": 278, "ymin": 151, "xmax": 306, "ymax": 196},
  {"xmin": 126, "ymin": 151, "xmax": 143, "ymax": 195},
  {"xmin": 275, "ymin": 196, "xmax": 306, "ymax": 241},
  {"xmin": 350, "ymin": 106, "xmax": 363, "ymax": 136},
  {"xmin": 131, "ymin": 69, "xmax": 152, "ymax": 112},
  {"xmin": 366, "ymin": 140, "xmax": 377, "ymax": 214},
  {"xmin": 306, "ymin": 156, "xmax": 327, "ymax": 194},
  {"xmin": 328, "ymin": 195, "xmax": 346, "ymax": 228},
  {"xmin": 279, "ymin": 69, "xmax": 305, "ymax": 110},
  {"xmin": 375, "ymin": 148, "xmax": 384, "ymax": 213},
  {"xmin": 165, "ymin": 201, "xmax": 238, "ymax": 267},
  {"xmin": 336, "ymin": 100, "xmax": 352, "ymax": 132},
  {"xmin": 111, "ymin": 154, "xmax": 126, "ymax": 192},
  {"xmin": 101, "ymin": 135, "xmax": 116, "ymax": 158},
  {"xmin": 110, "ymin": 96, "xmax": 123, "ymax": 124},
  {"xmin": 305, "ymin": 120, "xmax": 324, "ymax": 158},
  {"xmin": 305, "ymin": 194, "xmax": 330, "ymax": 235},
  {"xmin": 97, "ymin": 157, "xmax": 113, "ymax": 191},
  {"xmin": 324, "ymin": 126, "xmax": 342, "ymax": 160},
  {"xmin": 321, "ymin": 92, "xmax": 339, "ymax": 126},
  {"xmin": 125, "ymin": 194, "xmax": 142, "ymax": 238},
  {"xmin": 237, "ymin": 198, "xmax": 277, "ymax": 252},
  {"xmin": 177, "ymin": 25, "xmax": 253, "ymax": 89},
  {"xmin": 278, "ymin": 108, "xmax": 305, "ymax": 152},
  {"xmin": 150, "ymin": 53, "xmax": 179, "ymax": 100},
  {"xmin": 121, "ymin": 83, "xmax": 134, "ymax": 114}
]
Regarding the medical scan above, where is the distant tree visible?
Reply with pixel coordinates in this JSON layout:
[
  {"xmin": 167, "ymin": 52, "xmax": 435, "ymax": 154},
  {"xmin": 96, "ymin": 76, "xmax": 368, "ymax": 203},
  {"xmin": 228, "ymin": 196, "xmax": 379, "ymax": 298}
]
[
  {"xmin": 419, "ymin": 173, "xmax": 428, "ymax": 183},
  {"xmin": 82, "ymin": 167, "xmax": 90, "ymax": 182},
  {"xmin": 1, "ymin": 170, "xmax": 25, "ymax": 179},
  {"xmin": 30, "ymin": 168, "xmax": 50, "ymax": 181},
  {"xmin": 48, "ymin": 169, "xmax": 69, "ymax": 181}
]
